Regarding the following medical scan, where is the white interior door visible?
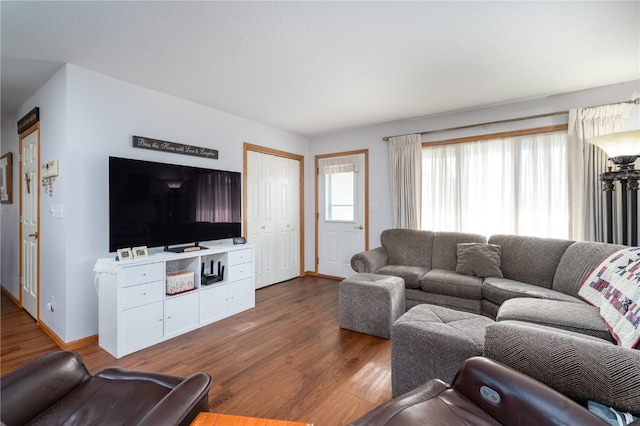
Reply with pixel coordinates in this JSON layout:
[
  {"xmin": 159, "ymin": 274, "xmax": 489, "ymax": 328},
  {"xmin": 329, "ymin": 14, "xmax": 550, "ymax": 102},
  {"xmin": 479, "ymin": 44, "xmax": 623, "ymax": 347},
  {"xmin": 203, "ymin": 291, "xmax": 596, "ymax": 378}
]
[
  {"xmin": 21, "ymin": 128, "xmax": 39, "ymax": 320},
  {"xmin": 247, "ymin": 150, "xmax": 300, "ymax": 289},
  {"xmin": 275, "ymin": 156, "xmax": 299, "ymax": 283},
  {"xmin": 317, "ymin": 153, "xmax": 366, "ymax": 278}
]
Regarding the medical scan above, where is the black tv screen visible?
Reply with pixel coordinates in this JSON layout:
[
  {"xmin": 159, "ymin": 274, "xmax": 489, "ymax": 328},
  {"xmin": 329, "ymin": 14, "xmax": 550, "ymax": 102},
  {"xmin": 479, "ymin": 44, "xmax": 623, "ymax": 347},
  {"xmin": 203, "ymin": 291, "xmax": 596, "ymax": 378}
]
[{"xmin": 109, "ymin": 157, "xmax": 242, "ymax": 252}]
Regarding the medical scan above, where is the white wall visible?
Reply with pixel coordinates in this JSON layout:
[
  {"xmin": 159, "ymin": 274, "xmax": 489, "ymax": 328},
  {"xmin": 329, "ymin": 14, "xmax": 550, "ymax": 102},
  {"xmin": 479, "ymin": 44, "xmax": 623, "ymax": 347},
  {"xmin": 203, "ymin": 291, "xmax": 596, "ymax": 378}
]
[
  {"xmin": 1, "ymin": 64, "xmax": 309, "ymax": 343},
  {"xmin": 1, "ymin": 66, "xmax": 68, "ymax": 308},
  {"xmin": 306, "ymin": 80, "xmax": 640, "ymax": 267},
  {"xmin": 1, "ymin": 120, "xmax": 21, "ymax": 296}
]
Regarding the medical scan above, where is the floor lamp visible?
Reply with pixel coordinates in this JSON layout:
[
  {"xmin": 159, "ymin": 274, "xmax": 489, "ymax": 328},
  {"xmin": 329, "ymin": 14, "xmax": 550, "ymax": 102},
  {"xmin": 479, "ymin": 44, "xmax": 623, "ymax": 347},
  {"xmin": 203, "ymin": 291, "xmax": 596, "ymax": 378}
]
[{"xmin": 588, "ymin": 130, "xmax": 640, "ymax": 246}]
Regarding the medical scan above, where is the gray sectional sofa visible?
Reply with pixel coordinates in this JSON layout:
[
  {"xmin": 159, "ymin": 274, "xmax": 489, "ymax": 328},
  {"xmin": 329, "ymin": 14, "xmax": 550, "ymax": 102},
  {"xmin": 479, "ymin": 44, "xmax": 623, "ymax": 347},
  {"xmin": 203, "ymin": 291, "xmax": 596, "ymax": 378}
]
[{"xmin": 350, "ymin": 229, "xmax": 640, "ymax": 415}]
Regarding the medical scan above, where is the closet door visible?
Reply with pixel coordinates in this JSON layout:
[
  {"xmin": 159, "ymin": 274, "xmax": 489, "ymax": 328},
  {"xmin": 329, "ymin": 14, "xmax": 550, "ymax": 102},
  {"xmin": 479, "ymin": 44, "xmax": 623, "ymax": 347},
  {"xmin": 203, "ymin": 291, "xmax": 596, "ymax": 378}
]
[{"xmin": 247, "ymin": 151, "xmax": 300, "ymax": 289}]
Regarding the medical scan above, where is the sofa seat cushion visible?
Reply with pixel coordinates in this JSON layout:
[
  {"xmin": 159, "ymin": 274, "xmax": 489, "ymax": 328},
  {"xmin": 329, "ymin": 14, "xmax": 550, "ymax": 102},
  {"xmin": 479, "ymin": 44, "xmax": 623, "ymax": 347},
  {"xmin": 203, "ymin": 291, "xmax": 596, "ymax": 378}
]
[
  {"xmin": 406, "ymin": 288, "xmax": 482, "ymax": 315},
  {"xmin": 376, "ymin": 265, "xmax": 429, "ymax": 289},
  {"xmin": 496, "ymin": 298, "xmax": 614, "ymax": 342},
  {"xmin": 28, "ymin": 376, "xmax": 173, "ymax": 426},
  {"xmin": 483, "ymin": 277, "xmax": 581, "ymax": 306},
  {"xmin": 420, "ymin": 269, "xmax": 482, "ymax": 300}
]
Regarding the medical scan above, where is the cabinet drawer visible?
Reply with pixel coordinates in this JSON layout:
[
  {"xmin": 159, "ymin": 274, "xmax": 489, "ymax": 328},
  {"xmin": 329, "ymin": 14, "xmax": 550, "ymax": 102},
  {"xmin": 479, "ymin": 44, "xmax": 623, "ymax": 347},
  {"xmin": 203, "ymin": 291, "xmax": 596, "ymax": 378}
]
[
  {"xmin": 228, "ymin": 249, "xmax": 252, "ymax": 266},
  {"xmin": 121, "ymin": 263, "xmax": 164, "ymax": 286},
  {"xmin": 228, "ymin": 263, "xmax": 252, "ymax": 281},
  {"xmin": 122, "ymin": 281, "xmax": 163, "ymax": 309}
]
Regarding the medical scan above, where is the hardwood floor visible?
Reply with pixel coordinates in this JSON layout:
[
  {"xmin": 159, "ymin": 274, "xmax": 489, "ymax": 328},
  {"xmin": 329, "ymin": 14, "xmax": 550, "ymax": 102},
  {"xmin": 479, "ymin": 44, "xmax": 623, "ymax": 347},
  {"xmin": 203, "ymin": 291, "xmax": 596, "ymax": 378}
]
[{"xmin": 1, "ymin": 276, "xmax": 392, "ymax": 425}]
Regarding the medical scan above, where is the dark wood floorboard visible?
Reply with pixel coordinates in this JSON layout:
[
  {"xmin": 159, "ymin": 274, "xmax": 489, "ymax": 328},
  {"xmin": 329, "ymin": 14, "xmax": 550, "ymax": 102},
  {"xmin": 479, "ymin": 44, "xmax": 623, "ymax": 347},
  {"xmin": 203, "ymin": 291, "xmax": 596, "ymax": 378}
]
[{"xmin": 1, "ymin": 276, "xmax": 392, "ymax": 425}]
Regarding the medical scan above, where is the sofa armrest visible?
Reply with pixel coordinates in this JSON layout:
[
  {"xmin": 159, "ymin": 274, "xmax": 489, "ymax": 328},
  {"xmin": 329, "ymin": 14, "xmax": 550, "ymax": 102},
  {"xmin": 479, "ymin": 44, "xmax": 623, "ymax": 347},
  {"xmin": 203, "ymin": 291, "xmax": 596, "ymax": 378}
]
[
  {"xmin": 453, "ymin": 357, "xmax": 606, "ymax": 426},
  {"xmin": 351, "ymin": 247, "xmax": 388, "ymax": 273},
  {"xmin": 1, "ymin": 351, "xmax": 91, "ymax": 426},
  {"xmin": 484, "ymin": 321, "xmax": 640, "ymax": 416},
  {"xmin": 137, "ymin": 372, "xmax": 212, "ymax": 426}
]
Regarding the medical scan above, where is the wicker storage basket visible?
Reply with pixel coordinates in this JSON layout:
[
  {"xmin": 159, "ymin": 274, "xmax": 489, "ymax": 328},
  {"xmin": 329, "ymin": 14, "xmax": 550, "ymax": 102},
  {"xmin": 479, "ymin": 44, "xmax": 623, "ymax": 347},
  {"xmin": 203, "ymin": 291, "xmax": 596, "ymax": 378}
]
[{"xmin": 166, "ymin": 270, "xmax": 195, "ymax": 295}]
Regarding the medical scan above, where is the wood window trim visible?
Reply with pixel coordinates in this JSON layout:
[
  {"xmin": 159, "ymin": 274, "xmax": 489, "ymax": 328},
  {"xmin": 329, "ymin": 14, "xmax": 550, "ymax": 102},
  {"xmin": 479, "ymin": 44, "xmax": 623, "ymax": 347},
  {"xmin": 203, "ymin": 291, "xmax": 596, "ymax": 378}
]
[{"xmin": 422, "ymin": 124, "xmax": 568, "ymax": 148}]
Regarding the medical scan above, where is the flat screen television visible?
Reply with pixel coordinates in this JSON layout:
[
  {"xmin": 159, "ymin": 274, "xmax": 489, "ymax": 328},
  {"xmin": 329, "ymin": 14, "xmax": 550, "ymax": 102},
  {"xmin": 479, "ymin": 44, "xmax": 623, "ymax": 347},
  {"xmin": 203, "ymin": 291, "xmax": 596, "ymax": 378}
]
[{"xmin": 109, "ymin": 156, "xmax": 242, "ymax": 252}]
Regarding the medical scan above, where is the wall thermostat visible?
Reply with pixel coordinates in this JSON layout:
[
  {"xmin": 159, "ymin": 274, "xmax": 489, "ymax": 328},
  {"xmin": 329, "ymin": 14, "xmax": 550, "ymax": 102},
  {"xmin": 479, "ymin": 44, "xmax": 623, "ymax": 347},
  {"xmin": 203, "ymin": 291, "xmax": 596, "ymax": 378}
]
[{"xmin": 41, "ymin": 160, "xmax": 59, "ymax": 178}]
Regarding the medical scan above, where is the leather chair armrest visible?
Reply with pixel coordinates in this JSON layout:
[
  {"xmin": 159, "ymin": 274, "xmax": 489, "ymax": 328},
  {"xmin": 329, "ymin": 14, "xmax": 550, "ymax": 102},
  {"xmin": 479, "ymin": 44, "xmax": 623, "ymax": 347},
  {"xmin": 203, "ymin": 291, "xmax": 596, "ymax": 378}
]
[
  {"xmin": 137, "ymin": 372, "xmax": 212, "ymax": 426},
  {"xmin": 453, "ymin": 357, "xmax": 607, "ymax": 426},
  {"xmin": 347, "ymin": 379, "xmax": 450, "ymax": 426},
  {"xmin": 484, "ymin": 320, "xmax": 640, "ymax": 416},
  {"xmin": 351, "ymin": 247, "xmax": 388, "ymax": 273},
  {"xmin": 95, "ymin": 366, "xmax": 186, "ymax": 388},
  {"xmin": 1, "ymin": 351, "xmax": 91, "ymax": 426}
]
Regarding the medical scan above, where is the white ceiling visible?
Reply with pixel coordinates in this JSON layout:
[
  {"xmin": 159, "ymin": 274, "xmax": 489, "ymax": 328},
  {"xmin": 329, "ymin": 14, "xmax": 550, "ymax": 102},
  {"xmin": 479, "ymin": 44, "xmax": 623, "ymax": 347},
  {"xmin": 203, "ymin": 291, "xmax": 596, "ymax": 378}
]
[{"xmin": 1, "ymin": 1, "xmax": 639, "ymax": 137}]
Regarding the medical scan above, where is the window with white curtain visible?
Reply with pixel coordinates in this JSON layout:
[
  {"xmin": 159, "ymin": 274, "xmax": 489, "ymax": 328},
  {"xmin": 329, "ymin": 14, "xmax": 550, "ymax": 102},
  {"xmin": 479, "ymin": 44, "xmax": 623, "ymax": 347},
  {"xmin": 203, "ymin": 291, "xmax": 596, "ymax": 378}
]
[
  {"xmin": 421, "ymin": 131, "xmax": 569, "ymax": 238},
  {"xmin": 319, "ymin": 156, "xmax": 359, "ymax": 222}
]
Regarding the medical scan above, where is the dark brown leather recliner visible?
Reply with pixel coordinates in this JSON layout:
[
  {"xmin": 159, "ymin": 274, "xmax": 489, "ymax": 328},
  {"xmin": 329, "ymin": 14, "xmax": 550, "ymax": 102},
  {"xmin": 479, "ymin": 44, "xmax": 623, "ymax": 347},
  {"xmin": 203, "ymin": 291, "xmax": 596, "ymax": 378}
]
[
  {"xmin": 1, "ymin": 351, "xmax": 212, "ymax": 426},
  {"xmin": 348, "ymin": 357, "xmax": 608, "ymax": 426}
]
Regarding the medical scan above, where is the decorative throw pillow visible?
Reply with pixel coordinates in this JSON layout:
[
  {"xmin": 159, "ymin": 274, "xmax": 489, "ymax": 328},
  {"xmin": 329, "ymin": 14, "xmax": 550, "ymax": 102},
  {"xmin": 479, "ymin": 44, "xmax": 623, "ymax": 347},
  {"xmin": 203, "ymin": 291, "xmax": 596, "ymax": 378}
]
[
  {"xmin": 455, "ymin": 243, "xmax": 503, "ymax": 278},
  {"xmin": 579, "ymin": 247, "xmax": 640, "ymax": 349}
]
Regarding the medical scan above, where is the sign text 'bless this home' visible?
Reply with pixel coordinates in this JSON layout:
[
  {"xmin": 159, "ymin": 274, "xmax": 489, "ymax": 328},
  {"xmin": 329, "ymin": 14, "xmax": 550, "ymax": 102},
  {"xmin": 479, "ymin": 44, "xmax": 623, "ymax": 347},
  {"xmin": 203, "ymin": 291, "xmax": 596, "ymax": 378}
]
[{"xmin": 132, "ymin": 136, "xmax": 218, "ymax": 160}]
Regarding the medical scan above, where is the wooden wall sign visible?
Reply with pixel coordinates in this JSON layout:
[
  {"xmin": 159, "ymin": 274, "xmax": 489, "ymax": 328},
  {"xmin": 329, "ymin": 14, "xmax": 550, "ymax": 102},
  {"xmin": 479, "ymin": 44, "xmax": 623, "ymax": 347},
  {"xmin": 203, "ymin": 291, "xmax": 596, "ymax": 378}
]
[
  {"xmin": 17, "ymin": 107, "xmax": 40, "ymax": 134},
  {"xmin": 132, "ymin": 135, "xmax": 218, "ymax": 159}
]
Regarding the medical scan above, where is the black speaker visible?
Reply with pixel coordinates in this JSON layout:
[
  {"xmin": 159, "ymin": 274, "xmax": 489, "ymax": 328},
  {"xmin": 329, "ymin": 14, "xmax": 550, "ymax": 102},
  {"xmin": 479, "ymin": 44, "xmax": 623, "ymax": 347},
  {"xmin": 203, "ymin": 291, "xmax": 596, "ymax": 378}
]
[{"xmin": 233, "ymin": 237, "xmax": 246, "ymax": 245}]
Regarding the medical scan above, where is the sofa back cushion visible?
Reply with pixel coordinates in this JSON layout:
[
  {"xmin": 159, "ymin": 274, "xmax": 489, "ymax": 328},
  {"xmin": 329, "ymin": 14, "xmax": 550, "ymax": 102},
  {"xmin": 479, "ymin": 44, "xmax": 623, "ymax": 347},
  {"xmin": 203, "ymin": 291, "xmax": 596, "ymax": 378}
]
[
  {"xmin": 553, "ymin": 241, "xmax": 625, "ymax": 298},
  {"xmin": 381, "ymin": 229, "xmax": 435, "ymax": 268},
  {"xmin": 487, "ymin": 234, "xmax": 573, "ymax": 289},
  {"xmin": 431, "ymin": 232, "xmax": 487, "ymax": 271}
]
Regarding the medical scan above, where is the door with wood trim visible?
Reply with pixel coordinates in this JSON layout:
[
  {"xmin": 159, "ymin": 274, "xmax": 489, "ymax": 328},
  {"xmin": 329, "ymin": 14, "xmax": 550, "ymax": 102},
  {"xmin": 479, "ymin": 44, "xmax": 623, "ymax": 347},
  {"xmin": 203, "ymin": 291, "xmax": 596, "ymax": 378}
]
[
  {"xmin": 316, "ymin": 151, "xmax": 368, "ymax": 278},
  {"xmin": 246, "ymin": 148, "xmax": 301, "ymax": 289},
  {"xmin": 20, "ymin": 126, "xmax": 40, "ymax": 320}
]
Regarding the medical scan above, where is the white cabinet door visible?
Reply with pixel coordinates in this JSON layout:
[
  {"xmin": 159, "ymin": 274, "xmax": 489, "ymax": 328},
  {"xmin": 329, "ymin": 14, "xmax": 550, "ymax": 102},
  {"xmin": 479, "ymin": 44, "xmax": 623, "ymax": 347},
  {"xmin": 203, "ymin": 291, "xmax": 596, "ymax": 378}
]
[
  {"xmin": 122, "ymin": 301, "xmax": 163, "ymax": 354},
  {"xmin": 229, "ymin": 277, "xmax": 255, "ymax": 315},
  {"xmin": 165, "ymin": 292, "xmax": 199, "ymax": 337},
  {"xmin": 199, "ymin": 284, "xmax": 229, "ymax": 324}
]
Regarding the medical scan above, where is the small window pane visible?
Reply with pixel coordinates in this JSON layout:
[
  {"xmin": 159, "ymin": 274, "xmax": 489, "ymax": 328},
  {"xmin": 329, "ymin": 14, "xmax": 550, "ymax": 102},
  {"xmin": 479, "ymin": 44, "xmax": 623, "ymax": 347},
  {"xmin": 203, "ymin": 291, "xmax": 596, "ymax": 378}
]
[{"xmin": 325, "ymin": 172, "xmax": 355, "ymax": 221}]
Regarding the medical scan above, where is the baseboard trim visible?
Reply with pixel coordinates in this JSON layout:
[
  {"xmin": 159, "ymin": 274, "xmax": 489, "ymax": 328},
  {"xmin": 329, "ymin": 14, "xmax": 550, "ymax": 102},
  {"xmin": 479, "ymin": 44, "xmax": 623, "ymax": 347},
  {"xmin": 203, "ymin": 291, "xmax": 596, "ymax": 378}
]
[
  {"xmin": 2, "ymin": 286, "xmax": 98, "ymax": 350},
  {"xmin": 1, "ymin": 286, "xmax": 21, "ymax": 306},
  {"xmin": 314, "ymin": 273, "xmax": 343, "ymax": 281},
  {"xmin": 38, "ymin": 321, "xmax": 98, "ymax": 351}
]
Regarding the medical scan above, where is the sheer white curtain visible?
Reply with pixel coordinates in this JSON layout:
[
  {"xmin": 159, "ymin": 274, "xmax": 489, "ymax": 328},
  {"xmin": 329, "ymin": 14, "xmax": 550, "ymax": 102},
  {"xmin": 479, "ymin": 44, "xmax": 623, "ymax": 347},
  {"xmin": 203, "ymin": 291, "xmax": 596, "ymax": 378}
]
[
  {"xmin": 389, "ymin": 134, "xmax": 422, "ymax": 229},
  {"xmin": 421, "ymin": 132, "xmax": 568, "ymax": 238},
  {"xmin": 567, "ymin": 104, "xmax": 633, "ymax": 242}
]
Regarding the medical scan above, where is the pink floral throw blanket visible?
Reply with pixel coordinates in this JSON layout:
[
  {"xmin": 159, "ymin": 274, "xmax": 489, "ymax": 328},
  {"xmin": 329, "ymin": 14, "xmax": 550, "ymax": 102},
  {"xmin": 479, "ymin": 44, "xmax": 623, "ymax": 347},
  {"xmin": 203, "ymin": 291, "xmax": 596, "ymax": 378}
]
[{"xmin": 579, "ymin": 247, "xmax": 640, "ymax": 348}]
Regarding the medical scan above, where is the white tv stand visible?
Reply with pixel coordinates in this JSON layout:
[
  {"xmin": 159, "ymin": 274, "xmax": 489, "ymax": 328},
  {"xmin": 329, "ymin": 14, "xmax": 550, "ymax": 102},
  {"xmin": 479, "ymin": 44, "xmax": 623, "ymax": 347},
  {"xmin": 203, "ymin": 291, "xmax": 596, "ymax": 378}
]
[{"xmin": 95, "ymin": 244, "xmax": 254, "ymax": 358}]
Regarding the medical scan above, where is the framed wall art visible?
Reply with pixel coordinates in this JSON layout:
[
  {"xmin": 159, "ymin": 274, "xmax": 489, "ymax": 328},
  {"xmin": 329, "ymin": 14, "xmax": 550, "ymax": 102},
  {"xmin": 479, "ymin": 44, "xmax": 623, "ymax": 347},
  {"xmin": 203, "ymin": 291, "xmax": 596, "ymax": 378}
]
[{"xmin": 0, "ymin": 152, "xmax": 13, "ymax": 204}]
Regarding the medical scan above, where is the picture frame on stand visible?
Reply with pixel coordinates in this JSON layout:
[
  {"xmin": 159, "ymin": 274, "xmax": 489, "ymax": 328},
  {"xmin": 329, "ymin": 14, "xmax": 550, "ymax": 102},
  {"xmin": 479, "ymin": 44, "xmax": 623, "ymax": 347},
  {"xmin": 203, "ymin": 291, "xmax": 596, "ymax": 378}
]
[{"xmin": 117, "ymin": 248, "xmax": 133, "ymax": 261}]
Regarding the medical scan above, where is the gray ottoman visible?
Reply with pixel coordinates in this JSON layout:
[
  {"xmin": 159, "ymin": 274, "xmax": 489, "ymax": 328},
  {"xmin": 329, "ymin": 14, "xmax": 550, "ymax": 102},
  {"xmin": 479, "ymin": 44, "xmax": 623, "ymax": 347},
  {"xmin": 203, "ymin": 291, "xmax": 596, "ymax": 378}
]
[
  {"xmin": 339, "ymin": 273, "xmax": 405, "ymax": 339},
  {"xmin": 391, "ymin": 304, "xmax": 494, "ymax": 396}
]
